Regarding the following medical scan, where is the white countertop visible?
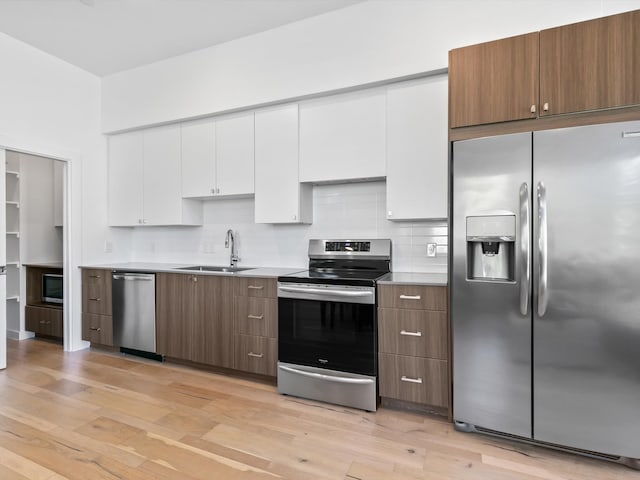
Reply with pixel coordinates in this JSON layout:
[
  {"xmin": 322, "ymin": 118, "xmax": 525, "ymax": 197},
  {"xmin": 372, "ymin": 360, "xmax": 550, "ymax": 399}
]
[
  {"xmin": 80, "ymin": 262, "xmax": 306, "ymax": 278},
  {"xmin": 378, "ymin": 272, "xmax": 448, "ymax": 286}
]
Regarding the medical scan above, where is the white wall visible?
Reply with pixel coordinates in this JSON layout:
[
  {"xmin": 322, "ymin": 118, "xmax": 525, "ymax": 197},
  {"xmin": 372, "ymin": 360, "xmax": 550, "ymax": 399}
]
[
  {"xmin": 131, "ymin": 182, "xmax": 448, "ymax": 273},
  {"xmin": 20, "ymin": 153, "xmax": 62, "ymax": 263},
  {"xmin": 102, "ymin": 0, "xmax": 640, "ymax": 132},
  {"xmin": 0, "ymin": 32, "xmax": 131, "ymax": 353}
]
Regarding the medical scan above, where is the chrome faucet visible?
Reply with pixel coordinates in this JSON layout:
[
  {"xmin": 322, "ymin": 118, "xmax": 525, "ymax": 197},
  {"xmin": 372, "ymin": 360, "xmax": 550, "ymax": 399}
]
[{"xmin": 225, "ymin": 229, "xmax": 240, "ymax": 266}]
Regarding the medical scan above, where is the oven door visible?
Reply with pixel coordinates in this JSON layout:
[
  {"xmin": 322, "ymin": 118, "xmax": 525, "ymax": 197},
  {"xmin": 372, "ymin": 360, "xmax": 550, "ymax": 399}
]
[{"xmin": 278, "ymin": 282, "xmax": 377, "ymax": 376}]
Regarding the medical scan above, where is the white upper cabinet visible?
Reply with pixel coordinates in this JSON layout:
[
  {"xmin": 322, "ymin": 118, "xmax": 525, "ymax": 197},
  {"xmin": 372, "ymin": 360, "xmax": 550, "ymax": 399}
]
[
  {"xmin": 108, "ymin": 131, "xmax": 144, "ymax": 226},
  {"xmin": 216, "ymin": 112, "xmax": 255, "ymax": 196},
  {"xmin": 299, "ymin": 88, "xmax": 386, "ymax": 183},
  {"xmin": 386, "ymin": 75, "xmax": 448, "ymax": 220},
  {"xmin": 255, "ymin": 104, "xmax": 312, "ymax": 224},
  {"xmin": 181, "ymin": 119, "xmax": 216, "ymax": 197},
  {"xmin": 181, "ymin": 112, "xmax": 254, "ymax": 198},
  {"xmin": 108, "ymin": 126, "xmax": 202, "ymax": 226}
]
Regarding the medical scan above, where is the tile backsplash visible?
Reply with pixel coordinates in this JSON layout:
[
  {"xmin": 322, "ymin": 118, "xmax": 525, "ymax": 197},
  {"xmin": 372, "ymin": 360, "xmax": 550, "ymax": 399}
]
[{"xmin": 130, "ymin": 181, "xmax": 448, "ymax": 273}]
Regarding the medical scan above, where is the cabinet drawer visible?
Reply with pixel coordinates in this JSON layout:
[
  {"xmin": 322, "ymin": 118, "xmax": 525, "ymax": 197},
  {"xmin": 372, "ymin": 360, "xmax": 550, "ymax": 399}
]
[
  {"xmin": 378, "ymin": 285, "xmax": 447, "ymax": 311},
  {"xmin": 25, "ymin": 306, "xmax": 63, "ymax": 338},
  {"xmin": 378, "ymin": 308, "xmax": 447, "ymax": 359},
  {"xmin": 234, "ymin": 334, "xmax": 277, "ymax": 376},
  {"xmin": 82, "ymin": 269, "xmax": 112, "ymax": 315},
  {"xmin": 82, "ymin": 313, "xmax": 114, "ymax": 346},
  {"xmin": 379, "ymin": 353, "xmax": 448, "ymax": 408},
  {"xmin": 235, "ymin": 297, "xmax": 277, "ymax": 338},
  {"xmin": 235, "ymin": 277, "xmax": 277, "ymax": 298}
]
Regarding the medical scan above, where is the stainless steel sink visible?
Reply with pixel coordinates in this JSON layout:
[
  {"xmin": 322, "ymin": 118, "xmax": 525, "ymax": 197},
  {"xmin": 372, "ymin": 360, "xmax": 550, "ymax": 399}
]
[{"xmin": 175, "ymin": 265, "xmax": 254, "ymax": 273}]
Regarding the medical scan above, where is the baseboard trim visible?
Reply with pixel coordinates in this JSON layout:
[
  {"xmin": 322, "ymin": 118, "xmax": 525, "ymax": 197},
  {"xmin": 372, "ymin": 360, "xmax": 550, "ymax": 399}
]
[{"xmin": 7, "ymin": 329, "xmax": 36, "ymax": 341}]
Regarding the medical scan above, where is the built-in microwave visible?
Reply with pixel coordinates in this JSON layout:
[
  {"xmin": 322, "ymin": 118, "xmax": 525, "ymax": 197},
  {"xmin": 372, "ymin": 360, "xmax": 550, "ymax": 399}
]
[{"xmin": 42, "ymin": 273, "xmax": 63, "ymax": 304}]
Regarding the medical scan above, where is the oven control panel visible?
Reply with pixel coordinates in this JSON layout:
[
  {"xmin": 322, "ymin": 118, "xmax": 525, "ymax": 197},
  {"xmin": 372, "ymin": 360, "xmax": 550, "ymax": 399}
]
[{"xmin": 324, "ymin": 241, "xmax": 370, "ymax": 252}]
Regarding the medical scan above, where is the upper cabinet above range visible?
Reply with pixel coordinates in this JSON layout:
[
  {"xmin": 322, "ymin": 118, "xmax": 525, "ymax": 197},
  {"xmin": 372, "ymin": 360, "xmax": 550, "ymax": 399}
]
[
  {"xmin": 449, "ymin": 9, "xmax": 640, "ymax": 130},
  {"xmin": 181, "ymin": 112, "xmax": 255, "ymax": 199},
  {"xmin": 299, "ymin": 88, "xmax": 386, "ymax": 183}
]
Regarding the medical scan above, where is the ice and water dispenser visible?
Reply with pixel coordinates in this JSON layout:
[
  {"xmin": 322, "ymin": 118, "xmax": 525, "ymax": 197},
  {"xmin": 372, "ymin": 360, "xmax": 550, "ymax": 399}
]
[{"xmin": 466, "ymin": 215, "xmax": 515, "ymax": 282}]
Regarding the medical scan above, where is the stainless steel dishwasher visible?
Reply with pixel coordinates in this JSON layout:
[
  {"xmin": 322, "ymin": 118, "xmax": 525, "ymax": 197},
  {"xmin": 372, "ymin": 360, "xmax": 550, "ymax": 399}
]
[{"xmin": 112, "ymin": 272, "xmax": 156, "ymax": 354}]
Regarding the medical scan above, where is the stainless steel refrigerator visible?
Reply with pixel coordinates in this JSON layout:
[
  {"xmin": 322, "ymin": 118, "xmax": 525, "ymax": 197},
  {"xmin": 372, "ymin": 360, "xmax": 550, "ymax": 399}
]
[{"xmin": 452, "ymin": 120, "xmax": 640, "ymax": 467}]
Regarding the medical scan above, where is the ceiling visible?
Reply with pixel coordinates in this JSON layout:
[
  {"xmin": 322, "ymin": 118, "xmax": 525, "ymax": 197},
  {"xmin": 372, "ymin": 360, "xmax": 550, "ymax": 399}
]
[{"xmin": 0, "ymin": 0, "xmax": 363, "ymax": 77}]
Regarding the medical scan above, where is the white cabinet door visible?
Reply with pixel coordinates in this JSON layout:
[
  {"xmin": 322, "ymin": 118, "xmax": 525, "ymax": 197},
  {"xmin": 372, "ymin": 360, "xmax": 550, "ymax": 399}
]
[
  {"xmin": 143, "ymin": 125, "xmax": 183, "ymax": 225},
  {"xmin": 216, "ymin": 112, "xmax": 255, "ymax": 196},
  {"xmin": 181, "ymin": 119, "xmax": 216, "ymax": 198},
  {"xmin": 108, "ymin": 131, "xmax": 144, "ymax": 226},
  {"xmin": 299, "ymin": 88, "xmax": 386, "ymax": 183},
  {"xmin": 255, "ymin": 104, "xmax": 312, "ymax": 224},
  {"xmin": 386, "ymin": 75, "xmax": 448, "ymax": 220}
]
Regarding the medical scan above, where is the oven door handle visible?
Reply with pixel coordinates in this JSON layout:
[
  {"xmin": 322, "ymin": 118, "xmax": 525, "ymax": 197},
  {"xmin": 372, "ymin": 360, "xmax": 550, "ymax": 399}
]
[
  {"xmin": 278, "ymin": 286, "xmax": 373, "ymax": 298},
  {"xmin": 279, "ymin": 365, "xmax": 375, "ymax": 385}
]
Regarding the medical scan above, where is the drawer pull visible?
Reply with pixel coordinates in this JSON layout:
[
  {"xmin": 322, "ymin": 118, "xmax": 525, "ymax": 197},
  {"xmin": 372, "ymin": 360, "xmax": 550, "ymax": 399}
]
[
  {"xmin": 89, "ymin": 327, "xmax": 101, "ymax": 332},
  {"xmin": 247, "ymin": 285, "xmax": 264, "ymax": 290},
  {"xmin": 400, "ymin": 330, "xmax": 422, "ymax": 337},
  {"xmin": 247, "ymin": 314, "xmax": 264, "ymax": 320},
  {"xmin": 247, "ymin": 352, "xmax": 264, "ymax": 358},
  {"xmin": 401, "ymin": 375, "xmax": 423, "ymax": 384},
  {"xmin": 89, "ymin": 275, "xmax": 101, "ymax": 279},
  {"xmin": 88, "ymin": 297, "xmax": 101, "ymax": 301},
  {"xmin": 399, "ymin": 294, "xmax": 421, "ymax": 300}
]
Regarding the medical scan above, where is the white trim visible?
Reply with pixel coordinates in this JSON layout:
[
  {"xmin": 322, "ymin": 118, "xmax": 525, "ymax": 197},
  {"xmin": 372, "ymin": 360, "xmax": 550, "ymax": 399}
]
[
  {"xmin": 7, "ymin": 329, "xmax": 34, "ymax": 341},
  {"xmin": 0, "ymin": 134, "xmax": 87, "ymax": 362}
]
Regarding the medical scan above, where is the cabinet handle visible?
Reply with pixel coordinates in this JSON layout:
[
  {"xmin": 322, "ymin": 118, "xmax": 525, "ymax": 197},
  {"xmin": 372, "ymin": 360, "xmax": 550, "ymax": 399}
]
[
  {"xmin": 216, "ymin": 188, "xmax": 220, "ymax": 194},
  {"xmin": 530, "ymin": 104, "xmax": 536, "ymax": 114},
  {"xmin": 292, "ymin": 214, "xmax": 297, "ymax": 220},
  {"xmin": 543, "ymin": 102, "xmax": 549, "ymax": 112},
  {"xmin": 400, "ymin": 330, "xmax": 422, "ymax": 337},
  {"xmin": 399, "ymin": 294, "xmax": 421, "ymax": 300},
  {"xmin": 401, "ymin": 376, "xmax": 423, "ymax": 384},
  {"xmin": 89, "ymin": 327, "xmax": 101, "ymax": 332},
  {"xmin": 211, "ymin": 188, "xmax": 215, "ymax": 194},
  {"xmin": 89, "ymin": 297, "xmax": 101, "ymax": 301},
  {"xmin": 88, "ymin": 274, "xmax": 101, "ymax": 279},
  {"xmin": 248, "ymin": 314, "xmax": 264, "ymax": 320},
  {"xmin": 39, "ymin": 320, "xmax": 47, "ymax": 324},
  {"xmin": 247, "ymin": 285, "xmax": 263, "ymax": 290},
  {"xmin": 247, "ymin": 352, "xmax": 264, "ymax": 358},
  {"xmin": 193, "ymin": 276, "xmax": 198, "ymax": 282}
]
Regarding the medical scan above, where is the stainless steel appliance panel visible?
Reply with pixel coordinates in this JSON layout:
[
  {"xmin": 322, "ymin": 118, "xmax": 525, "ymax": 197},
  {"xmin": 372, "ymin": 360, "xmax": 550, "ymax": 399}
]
[
  {"xmin": 277, "ymin": 362, "xmax": 377, "ymax": 412},
  {"xmin": 112, "ymin": 272, "xmax": 156, "ymax": 352},
  {"xmin": 533, "ymin": 121, "xmax": 640, "ymax": 458},
  {"xmin": 452, "ymin": 132, "xmax": 532, "ymax": 437}
]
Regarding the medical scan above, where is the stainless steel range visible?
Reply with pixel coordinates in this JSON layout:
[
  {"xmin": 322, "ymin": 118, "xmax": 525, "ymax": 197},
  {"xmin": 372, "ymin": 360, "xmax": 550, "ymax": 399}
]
[{"xmin": 277, "ymin": 239, "xmax": 391, "ymax": 412}]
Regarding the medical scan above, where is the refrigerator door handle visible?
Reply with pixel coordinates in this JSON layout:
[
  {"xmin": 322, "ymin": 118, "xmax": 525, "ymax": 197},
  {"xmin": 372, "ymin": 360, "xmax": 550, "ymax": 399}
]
[
  {"xmin": 519, "ymin": 183, "xmax": 530, "ymax": 315},
  {"xmin": 537, "ymin": 181, "xmax": 549, "ymax": 316}
]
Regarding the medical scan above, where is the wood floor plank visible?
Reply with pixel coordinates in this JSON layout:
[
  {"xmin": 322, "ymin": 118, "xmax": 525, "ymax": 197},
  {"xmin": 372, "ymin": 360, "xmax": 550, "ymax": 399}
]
[{"xmin": 1, "ymin": 339, "xmax": 637, "ymax": 480}]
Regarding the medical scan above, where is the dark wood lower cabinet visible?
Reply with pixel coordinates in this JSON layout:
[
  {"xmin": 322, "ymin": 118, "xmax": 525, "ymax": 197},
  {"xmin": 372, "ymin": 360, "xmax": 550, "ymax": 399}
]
[
  {"xmin": 25, "ymin": 305, "xmax": 63, "ymax": 339},
  {"xmin": 234, "ymin": 334, "xmax": 277, "ymax": 376},
  {"xmin": 192, "ymin": 275, "xmax": 234, "ymax": 368},
  {"xmin": 378, "ymin": 353, "xmax": 448, "ymax": 408},
  {"xmin": 156, "ymin": 273, "xmax": 234, "ymax": 368},
  {"xmin": 82, "ymin": 313, "xmax": 113, "ymax": 346}
]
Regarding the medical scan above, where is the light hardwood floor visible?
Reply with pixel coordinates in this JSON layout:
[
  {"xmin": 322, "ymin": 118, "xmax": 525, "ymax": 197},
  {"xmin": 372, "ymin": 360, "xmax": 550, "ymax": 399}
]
[{"xmin": 0, "ymin": 338, "xmax": 635, "ymax": 480}]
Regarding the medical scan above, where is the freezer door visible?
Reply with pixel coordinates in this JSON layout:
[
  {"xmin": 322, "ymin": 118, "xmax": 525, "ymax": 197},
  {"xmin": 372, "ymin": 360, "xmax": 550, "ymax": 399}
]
[
  {"xmin": 452, "ymin": 132, "xmax": 532, "ymax": 438},
  {"xmin": 533, "ymin": 120, "xmax": 640, "ymax": 459}
]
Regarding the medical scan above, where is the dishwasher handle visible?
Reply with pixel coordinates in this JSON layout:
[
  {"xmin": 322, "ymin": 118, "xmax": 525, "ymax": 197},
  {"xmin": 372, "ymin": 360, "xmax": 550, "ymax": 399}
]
[{"xmin": 112, "ymin": 273, "xmax": 154, "ymax": 281}]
